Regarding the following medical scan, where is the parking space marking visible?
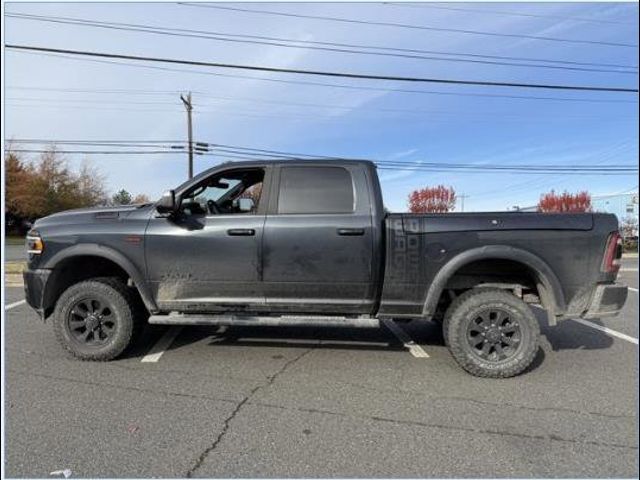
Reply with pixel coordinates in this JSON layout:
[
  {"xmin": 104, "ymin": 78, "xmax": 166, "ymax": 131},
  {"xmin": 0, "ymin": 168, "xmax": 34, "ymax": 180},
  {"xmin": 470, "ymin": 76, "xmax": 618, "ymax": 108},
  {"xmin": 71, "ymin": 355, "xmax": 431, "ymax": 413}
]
[
  {"xmin": 620, "ymin": 268, "xmax": 638, "ymax": 272},
  {"xmin": 141, "ymin": 326, "xmax": 183, "ymax": 363},
  {"xmin": 628, "ymin": 287, "xmax": 638, "ymax": 293},
  {"xmin": 4, "ymin": 300, "xmax": 26, "ymax": 310},
  {"xmin": 381, "ymin": 319, "xmax": 430, "ymax": 358},
  {"xmin": 570, "ymin": 318, "xmax": 638, "ymax": 345}
]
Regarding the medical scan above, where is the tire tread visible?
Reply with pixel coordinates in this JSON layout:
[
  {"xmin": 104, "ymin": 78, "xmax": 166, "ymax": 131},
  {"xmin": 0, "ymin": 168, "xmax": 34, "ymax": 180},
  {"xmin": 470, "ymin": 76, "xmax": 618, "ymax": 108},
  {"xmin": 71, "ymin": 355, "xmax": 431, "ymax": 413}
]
[
  {"xmin": 443, "ymin": 288, "xmax": 540, "ymax": 378},
  {"xmin": 52, "ymin": 277, "xmax": 144, "ymax": 361}
]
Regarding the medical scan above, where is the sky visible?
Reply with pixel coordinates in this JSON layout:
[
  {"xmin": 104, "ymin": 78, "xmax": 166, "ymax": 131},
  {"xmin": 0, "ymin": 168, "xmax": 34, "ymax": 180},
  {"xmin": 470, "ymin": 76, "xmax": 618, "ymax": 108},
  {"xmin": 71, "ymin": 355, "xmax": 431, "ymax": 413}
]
[{"xmin": 3, "ymin": 1, "xmax": 639, "ymax": 212}]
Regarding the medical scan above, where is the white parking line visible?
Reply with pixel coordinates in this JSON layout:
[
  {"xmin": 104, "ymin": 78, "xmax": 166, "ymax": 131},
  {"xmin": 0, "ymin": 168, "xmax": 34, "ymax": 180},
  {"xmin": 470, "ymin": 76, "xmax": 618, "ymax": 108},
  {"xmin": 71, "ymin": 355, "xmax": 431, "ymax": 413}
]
[
  {"xmin": 4, "ymin": 300, "xmax": 26, "ymax": 310},
  {"xmin": 628, "ymin": 287, "xmax": 638, "ymax": 293},
  {"xmin": 381, "ymin": 319, "xmax": 430, "ymax": 358},
  {"xmin": 141, "ymin": 326, "xmax": 183, "ymax": 363},
  {"xmin": 570, "ymin": 318, "xmax": 638, "ymax": 345},
  {"xmin": 620, "ymin": 268, "xmax": 638, "ymax": 272}
]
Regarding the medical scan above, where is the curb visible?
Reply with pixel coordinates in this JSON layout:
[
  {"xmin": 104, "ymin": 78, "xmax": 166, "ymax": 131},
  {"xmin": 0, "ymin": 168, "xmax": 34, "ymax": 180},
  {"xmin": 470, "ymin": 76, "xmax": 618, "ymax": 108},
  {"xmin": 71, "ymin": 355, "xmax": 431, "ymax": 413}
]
[{"xmin": 5, "ymin": 274, "xmax": 24, "ymax": 287}]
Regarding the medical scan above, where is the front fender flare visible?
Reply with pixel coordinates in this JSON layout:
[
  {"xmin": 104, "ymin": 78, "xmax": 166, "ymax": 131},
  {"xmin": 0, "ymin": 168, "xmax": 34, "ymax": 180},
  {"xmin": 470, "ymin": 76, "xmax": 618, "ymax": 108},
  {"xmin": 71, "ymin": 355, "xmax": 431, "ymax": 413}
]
[
  {"xmin": 43, "ymin": 243, "xmax": 158, "ymax": 312},
  {"xmin": 422, "ymin": 245, "xmax": 566, "ymax": 319}
]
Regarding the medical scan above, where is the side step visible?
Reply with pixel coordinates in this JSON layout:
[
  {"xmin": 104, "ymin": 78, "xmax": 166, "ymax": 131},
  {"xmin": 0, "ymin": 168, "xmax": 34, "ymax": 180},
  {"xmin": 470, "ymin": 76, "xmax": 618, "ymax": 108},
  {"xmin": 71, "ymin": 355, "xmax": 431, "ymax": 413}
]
[{"xmin": 148, "ymin": 313, "xmax": 380, "ymax": 328}]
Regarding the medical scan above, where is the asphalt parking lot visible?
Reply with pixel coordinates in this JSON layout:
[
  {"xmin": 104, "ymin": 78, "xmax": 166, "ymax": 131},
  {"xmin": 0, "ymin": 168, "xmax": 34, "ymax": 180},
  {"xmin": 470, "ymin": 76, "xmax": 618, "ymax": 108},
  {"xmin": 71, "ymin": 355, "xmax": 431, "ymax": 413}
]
[{"xmin": 3, "ymin": 258, "xmax": 638, "ymax": 478}]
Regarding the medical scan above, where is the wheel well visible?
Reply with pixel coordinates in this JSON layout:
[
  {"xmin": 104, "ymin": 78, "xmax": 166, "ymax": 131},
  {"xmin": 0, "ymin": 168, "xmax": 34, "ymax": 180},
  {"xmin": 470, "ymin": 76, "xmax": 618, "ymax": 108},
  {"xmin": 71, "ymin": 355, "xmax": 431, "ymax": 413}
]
[
  {"xmin": 43, "ymin": 255, "xmax": 138, "ymax": 319},
  {"xmin": 435, "ymin": 258, "xmax": 545, "ymax": 317}
]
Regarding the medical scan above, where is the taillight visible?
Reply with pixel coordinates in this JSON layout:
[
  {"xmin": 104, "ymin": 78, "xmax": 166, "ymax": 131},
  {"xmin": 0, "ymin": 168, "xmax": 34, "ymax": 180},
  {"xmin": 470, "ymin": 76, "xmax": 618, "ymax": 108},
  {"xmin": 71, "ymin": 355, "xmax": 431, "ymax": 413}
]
[{"xmin": 601, "ymin": 231, "xmax": 622, "ymax": 274}]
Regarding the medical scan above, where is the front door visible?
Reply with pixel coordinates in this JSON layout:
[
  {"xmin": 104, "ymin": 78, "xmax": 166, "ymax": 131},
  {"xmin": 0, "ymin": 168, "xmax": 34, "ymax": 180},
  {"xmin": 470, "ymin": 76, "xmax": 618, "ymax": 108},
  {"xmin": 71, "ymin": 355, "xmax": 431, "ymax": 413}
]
[
  {"xmin": 262, "ymin": 164, "xmax": 376, "ymax": 314},
  {"xmin": 145, "ymin": 167, "xmax": 269, "ymax": 312}
]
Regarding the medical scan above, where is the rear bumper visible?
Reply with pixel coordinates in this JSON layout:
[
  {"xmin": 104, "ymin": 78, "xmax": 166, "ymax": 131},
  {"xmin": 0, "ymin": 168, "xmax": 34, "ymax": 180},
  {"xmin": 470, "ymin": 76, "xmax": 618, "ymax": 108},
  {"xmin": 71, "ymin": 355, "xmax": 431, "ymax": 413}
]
[
  {"xmin": 582, "ymin": 283, "xmax": 628, "ymax": 319},
  {"xmin": 23, "ymin": 269, "xmax": 51, "ymax": 320}
]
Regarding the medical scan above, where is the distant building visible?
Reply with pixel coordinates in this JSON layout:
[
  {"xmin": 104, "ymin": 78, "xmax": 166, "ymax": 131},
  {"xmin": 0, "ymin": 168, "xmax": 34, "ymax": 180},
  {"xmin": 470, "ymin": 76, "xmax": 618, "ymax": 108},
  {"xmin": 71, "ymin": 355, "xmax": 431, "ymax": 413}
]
[{"xmin": 592, "ymin": 193, "xmax": 638, "ymax": 222}]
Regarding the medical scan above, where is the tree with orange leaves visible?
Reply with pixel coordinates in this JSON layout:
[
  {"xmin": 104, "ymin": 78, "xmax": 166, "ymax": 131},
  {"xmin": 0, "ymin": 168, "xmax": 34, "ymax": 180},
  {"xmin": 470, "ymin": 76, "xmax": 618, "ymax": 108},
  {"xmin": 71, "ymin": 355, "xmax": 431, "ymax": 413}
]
[
  {"xmin": 537, "ymin": 190, "xmax": 592, "ymax": 213},
  {"xmin": 408, "ymin": 185, "xmax": 456, "ymax": 213}
]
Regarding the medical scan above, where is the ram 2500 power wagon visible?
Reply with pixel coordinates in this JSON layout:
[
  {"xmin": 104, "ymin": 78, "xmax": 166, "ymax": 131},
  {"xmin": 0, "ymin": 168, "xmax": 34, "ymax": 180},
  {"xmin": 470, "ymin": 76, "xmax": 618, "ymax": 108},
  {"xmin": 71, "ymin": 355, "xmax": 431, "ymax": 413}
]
[{"xmin": 23, "ymin": 160, "xmax": 628, "ymax": 377}]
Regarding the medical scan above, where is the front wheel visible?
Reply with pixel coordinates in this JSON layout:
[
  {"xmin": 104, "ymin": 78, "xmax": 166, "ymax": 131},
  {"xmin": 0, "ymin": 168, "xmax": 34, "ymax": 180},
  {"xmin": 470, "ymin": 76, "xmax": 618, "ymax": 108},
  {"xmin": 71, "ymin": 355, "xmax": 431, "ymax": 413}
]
[
  {"xmin": 443, "ymin": 288, "xmax": 540, "ymax": 378},
  {"xmin": 53, "ymin": 277, "xmax": 143, "ymax": 361}
]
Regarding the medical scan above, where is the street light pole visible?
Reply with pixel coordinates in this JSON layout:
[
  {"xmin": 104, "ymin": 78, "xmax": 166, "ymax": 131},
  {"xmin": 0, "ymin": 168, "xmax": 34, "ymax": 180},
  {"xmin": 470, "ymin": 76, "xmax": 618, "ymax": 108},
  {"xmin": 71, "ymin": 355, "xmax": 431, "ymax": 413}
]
[{"xmin": 180, "ymin": 92, "xmax": 193, "ymax": 179}]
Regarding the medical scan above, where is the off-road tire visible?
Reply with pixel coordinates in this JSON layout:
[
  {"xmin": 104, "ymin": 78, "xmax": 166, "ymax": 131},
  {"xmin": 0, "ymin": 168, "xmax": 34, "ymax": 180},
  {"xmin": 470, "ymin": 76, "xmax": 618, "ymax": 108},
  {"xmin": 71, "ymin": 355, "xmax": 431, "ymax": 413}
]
[
  {"xmin": 53, "ymin": 277, "xmax": 144, "ymax": 361},
  {"xmin": 443, "ymin": 288, "xmax": 540, "ymax": 378}
]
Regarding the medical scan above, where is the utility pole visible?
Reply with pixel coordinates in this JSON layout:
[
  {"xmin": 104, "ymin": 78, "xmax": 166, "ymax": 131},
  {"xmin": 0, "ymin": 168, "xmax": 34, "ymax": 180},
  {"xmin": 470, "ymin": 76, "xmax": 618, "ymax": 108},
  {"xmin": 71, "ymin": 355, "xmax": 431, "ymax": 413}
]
[
  {"xmin": 459, "ymin": 194, "xmax": 469, "ymax": 212},
  {"xmin": 180, "ymin": 92, "xmax": 193, "ymax": 179}
]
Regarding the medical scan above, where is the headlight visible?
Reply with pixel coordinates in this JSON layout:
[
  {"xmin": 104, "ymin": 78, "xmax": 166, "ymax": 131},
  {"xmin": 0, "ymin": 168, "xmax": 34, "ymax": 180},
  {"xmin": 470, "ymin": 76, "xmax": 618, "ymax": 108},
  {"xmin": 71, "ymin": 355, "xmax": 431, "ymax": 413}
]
[{"xmin": 26, "ymin": 231, "xmax": 44, "ymax": 255}]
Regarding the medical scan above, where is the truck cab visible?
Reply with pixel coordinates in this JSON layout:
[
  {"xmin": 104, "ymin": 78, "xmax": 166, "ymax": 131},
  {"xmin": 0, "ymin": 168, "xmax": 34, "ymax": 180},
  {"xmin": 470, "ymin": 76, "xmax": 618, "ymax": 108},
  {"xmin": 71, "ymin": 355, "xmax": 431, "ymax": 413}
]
[{"xmin": 146, "ymin": 160, "xmax": 384, "ymax": 315}]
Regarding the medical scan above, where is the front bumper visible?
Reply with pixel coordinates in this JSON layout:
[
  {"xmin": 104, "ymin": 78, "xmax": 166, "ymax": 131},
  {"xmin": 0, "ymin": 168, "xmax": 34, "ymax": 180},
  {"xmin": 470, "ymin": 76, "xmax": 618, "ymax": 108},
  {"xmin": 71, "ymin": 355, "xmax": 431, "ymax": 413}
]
[
  {"xmin": 582, "ymin": 283, "xmax": 628, "ymax": 319},
  {"xmin": 23, "ymin": 269, "xmax": 51, "ymax": 320}
]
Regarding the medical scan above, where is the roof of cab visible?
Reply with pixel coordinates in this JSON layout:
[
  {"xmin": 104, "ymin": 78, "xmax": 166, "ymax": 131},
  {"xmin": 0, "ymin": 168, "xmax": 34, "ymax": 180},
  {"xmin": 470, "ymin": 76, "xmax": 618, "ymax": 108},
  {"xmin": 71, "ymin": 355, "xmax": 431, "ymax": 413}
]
[{"xmin": 175, "ymin": 158, "xmax": 377, "ymax": 194}]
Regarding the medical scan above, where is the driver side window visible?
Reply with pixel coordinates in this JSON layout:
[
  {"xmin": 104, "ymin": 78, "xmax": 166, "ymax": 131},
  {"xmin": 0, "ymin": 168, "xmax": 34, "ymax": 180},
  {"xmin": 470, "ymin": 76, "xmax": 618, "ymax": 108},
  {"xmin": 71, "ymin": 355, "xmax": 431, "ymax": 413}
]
[{"xmin": 181, "ymin": 168, "xmax": 265, "ymax": 216}]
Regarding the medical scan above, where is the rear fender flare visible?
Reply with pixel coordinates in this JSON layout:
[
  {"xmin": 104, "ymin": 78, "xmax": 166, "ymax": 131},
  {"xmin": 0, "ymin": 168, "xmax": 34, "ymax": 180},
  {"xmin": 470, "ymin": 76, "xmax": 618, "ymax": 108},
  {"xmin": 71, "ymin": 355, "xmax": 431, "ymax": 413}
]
[{"xmin": 422, "ymin": 245, "xmax": 566, "ymax": 319}]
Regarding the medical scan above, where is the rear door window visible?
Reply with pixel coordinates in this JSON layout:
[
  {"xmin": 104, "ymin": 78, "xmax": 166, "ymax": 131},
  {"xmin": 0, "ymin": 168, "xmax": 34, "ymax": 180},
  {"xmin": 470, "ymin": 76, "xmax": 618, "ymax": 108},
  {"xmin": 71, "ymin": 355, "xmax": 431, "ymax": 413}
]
[{"xmin": 277, "ymin": 166, "xmax": 354, "ymax": 214}]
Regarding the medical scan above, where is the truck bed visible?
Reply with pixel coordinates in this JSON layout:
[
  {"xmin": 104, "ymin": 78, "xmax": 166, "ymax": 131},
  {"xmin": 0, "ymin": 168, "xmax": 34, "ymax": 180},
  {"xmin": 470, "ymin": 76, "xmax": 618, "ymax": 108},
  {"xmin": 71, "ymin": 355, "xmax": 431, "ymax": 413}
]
[{"xmin": 378, "ymin": 212, "xmax": 619, "ymax": 320}]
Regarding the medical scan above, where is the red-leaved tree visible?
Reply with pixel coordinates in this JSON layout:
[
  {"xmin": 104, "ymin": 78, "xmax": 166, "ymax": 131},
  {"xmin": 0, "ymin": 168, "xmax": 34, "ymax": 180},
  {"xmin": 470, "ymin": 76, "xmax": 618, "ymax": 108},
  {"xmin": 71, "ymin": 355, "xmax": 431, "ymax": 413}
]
[
  {"xmin": 408, "ymin": 185, "xmax": 456, "ymax": 213},
  {"xmin": 537, "ymin": 190, "xmax": 592, "ymax": 213}
]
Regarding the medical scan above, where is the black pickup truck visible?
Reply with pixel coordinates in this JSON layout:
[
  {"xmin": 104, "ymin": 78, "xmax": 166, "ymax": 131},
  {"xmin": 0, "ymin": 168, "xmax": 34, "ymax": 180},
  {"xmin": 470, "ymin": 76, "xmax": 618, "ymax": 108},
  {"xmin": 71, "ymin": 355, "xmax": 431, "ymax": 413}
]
[{"xmin": 23, "ymin": 160, "xmax": 628, "ymax": 377}]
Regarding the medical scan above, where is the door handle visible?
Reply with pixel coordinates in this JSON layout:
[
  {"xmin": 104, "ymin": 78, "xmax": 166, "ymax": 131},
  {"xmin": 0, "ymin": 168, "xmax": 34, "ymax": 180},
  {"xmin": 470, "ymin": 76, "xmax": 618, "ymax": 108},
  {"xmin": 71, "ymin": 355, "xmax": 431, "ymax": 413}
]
[
  {"xmin": 337, "ymin": 228, "xmax": 365, "ymax": 236},
  {"xmin": 227, "ymin": 228, "xmax": 255, "ymax": 236}
]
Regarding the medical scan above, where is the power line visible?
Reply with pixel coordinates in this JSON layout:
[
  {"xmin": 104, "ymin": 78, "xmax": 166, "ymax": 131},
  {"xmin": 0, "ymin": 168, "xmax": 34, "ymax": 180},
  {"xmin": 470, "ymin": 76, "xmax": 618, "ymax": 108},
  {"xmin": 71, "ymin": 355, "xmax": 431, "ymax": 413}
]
[
  {"xmin": 7, "ymin": 148, "xmax": 634, "ymax": 174},
  {"xmin": 376, "ymin": 161, "xmax": 636, "ymax": 172},
  {"xmin": 6, "ymin": 140, "xmax": 637, "ymax": 175},
  {"xmin": 12, "ymin": 139, "xmax": 637, "ymax": 170},
  {"xmin": 7, "ymin": 139, "xmax": 185, "ymax": 145},
  {"xmin": 5, "ymin": 148, "xmax": 287, "ymax": 163},
  {"xmin": 7, "ymin": 149, "xmax": 180, "ymax": 155},
  {"xmin": 14, "ymin": 139, "xmax": 638, "ymax": 169},
  {"xmin": 6, "ymin": 45, "xmax": 638, "ymax": 93},
  {"xmin": 7, "ymin": 95, "xmax": 636, "ymax": 120},
  {"xmin": 6, "ymin": 97, "xmax": 182, "ymax": 106},
  {"xmin": 8, "ymin": 102, "xmax": 636, "ymax": 125},
  {"xmin": 211, "ymin": 144, "xmax": 638, "ymax": 170},
  {"xmin": 5, "ymin": 103, "xmax": 331, "ymax": 121},
  {"xmin": 8, "ymin": 138, "xmax": 638, "ymax": 168},
  {"xmin": 374, "ymin": 167, "xmax": 633, "ymax": 176},
  {"xmin": 385, "ymin": 3, "xmax": 637, "ymax": 26},
  {"xmin": 179, "ymin": 3, "xmax": 639, "ymax": 48},
  {"xmin": 465, "ymin": 140, "xmax": 637, "ymax": 199},
  {"xmin": 5, "ymin": 12, "xmax": 637, "ymax": 74},
  {"xmin": 6, "ymin": 86, "xmax": 186, "ymax": 96},
  {"xmin": 10, "ymin": 54, "xmax": 637, "ymax": 105}
]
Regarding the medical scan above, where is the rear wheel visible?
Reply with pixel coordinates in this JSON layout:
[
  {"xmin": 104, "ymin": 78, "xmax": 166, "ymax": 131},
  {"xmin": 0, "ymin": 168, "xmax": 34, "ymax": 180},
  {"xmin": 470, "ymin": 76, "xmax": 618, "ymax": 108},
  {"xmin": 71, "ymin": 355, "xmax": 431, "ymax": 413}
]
[
  {"xmin": 443, "ymin": 288, "xmax": 540, "ymax": 378},
  {"xmin": 53, "ymin": 277, "xmax": 143, "ymax": 361}
]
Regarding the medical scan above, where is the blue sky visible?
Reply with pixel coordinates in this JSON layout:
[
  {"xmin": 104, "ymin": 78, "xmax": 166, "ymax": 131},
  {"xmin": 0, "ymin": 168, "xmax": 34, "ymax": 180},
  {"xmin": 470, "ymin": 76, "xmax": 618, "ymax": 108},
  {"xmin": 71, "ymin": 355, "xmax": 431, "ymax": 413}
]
[{"xmin": 3, "ymin": 2, "xmax": 639, "ymax": 211}]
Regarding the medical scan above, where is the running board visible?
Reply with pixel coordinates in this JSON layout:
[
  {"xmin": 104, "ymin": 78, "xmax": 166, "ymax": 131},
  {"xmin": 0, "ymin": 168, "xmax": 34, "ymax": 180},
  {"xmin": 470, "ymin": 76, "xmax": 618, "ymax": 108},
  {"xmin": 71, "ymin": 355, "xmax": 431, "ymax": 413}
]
[{"xmin": 148, "ymin": 313, "xmax": 380, "ymax": 328}]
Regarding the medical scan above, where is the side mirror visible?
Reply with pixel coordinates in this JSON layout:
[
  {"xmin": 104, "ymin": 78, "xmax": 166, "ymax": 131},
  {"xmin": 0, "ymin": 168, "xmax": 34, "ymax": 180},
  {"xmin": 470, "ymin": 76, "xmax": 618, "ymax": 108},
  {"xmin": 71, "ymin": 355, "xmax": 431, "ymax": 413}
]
[
  {"xmin": 156, "ymin": 190, "xmax": 177, "ymax": 213},
  {"xmin": 237, "ymin": 197, "xmax": 255, "ymax": 212}
]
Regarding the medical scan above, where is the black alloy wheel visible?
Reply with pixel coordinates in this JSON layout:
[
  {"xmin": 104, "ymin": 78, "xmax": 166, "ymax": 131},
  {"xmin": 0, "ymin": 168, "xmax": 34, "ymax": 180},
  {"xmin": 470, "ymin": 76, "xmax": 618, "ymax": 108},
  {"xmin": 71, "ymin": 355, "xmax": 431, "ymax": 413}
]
[
  {"xmin": 466, "ymin": 307, "xmax": 522, "ymax": 362},
  {"xmin": 53, "ymin": 277, "xmax": 144, "ymax": 361},
  {"xmin": 443, "ymin": 288, "xmax": 540, "ymax": 378},
  {"xmin": 67, "ymin": 297, "xmax": 117, "ymax": 347}
]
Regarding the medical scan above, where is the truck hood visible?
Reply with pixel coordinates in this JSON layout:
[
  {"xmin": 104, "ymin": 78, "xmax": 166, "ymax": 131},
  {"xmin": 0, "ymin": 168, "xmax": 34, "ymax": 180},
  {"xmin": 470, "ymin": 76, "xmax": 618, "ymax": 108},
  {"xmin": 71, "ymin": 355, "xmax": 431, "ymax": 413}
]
[{"xmin": 33, "ymin": 204, "xmax": 154, "ymax": 228}]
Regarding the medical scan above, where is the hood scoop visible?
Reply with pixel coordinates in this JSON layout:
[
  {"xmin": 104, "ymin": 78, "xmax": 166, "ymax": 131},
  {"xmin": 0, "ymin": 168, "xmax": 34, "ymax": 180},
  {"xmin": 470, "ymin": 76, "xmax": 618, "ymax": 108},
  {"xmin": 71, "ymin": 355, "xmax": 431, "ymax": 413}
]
[{"xmin": 94, "ymin": 211, "xmax": 119, "ymax": 219}]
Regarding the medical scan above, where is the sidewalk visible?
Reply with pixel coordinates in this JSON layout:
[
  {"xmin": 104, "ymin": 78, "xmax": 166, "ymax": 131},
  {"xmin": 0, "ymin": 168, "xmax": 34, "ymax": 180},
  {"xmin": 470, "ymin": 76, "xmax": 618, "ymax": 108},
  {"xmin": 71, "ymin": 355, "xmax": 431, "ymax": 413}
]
[{"xmin": 4, "ymin": 261, "xmax": 24, "ymax": 287}]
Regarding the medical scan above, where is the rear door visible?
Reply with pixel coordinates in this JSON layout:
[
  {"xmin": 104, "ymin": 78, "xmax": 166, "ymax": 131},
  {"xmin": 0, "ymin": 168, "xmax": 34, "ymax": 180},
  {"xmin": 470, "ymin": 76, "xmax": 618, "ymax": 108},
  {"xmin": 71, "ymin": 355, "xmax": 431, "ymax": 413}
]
[{"xmin": 262, "ymin": 164, "xmax": 377, "ymax": 314}]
